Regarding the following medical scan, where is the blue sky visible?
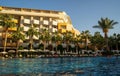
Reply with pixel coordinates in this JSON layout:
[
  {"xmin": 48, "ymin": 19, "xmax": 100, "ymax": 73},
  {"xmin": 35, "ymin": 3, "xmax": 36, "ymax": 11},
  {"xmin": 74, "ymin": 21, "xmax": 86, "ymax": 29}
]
[{"xmin": 0, "ymin": 0, "xmax": 120, "ymax": 36}]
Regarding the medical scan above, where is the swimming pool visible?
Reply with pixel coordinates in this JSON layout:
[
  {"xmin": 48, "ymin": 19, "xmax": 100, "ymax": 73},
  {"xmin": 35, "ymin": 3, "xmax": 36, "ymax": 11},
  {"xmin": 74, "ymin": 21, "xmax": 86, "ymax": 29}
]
[{"xmin": 0, "ymin": 56, "xmax": 120, "ymax": 76}]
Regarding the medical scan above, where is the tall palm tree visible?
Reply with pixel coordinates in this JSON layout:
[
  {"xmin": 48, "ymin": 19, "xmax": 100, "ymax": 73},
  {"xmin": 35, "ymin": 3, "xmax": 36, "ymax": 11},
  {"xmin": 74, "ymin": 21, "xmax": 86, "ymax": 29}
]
[
  {"xmin": 52, "ymin": 31, "xmax": 62, "ymax": 52},
  {"xmin": 26, "ymin": 25, "xmax": 39, "ymax": 50},
  {"xmin": 93, "ymin": 18, "xmax": 118, "ymax": 51},
  {"xmin": 39, "ymin": 29, "xmax": 51, "ymax": 51},
  {"xmin": 0, "ymin": 14, "xmax": 17, "ymax": 52},
  {"xmin": 75, "ymin": 34, "xmax": 81, "ymax": 54},
  {"xmin": 63, "ymin": 31, "xmax": 73, "ymax": 53},
  {"xmin": 12, "ymin": 27, "xmax": 25, "ymax": 57}
]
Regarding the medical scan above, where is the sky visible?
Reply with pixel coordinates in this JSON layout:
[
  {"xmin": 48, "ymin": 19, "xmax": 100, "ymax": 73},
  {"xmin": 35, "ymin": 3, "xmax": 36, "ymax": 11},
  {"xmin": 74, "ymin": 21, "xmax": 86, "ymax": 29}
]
[{"xmin": 0, "ymin": 0, "xmax": 120, "ymax": 36}]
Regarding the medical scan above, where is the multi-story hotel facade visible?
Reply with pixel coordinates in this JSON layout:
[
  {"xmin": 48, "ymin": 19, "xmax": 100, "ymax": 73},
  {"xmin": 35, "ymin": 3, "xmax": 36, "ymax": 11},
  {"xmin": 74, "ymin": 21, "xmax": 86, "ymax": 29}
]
[{"xmin": 0, "ymin": 6, "xmax": 80, "ymax": 50}]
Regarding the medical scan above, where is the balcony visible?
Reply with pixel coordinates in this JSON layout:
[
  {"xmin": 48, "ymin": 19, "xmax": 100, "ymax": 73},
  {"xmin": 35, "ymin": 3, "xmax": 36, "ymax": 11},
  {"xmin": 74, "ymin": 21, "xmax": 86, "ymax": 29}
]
[
  {"xmin": 8, "ymin": 27, "xmax": 17, "ymax": 31},
  {"xmin": 24, "ymin": 19, "xmax": 30, "ymax": 24},
  {"xmin": 59, "ymin": 29, "xmax": 66, "ymax": 33},
  {"xmin": 58, "ymin": 23, "xmax": 67, "ymax": 29},
  {"xmin": 12, "ymin": 19, "xmax": 18, "ymax": 23},
  {"xmin": 52, "ymin": 21, "xmax": 57, "ymax": 26},
  {"xmin": 2, "ymin": 33, "xmax": 12, "ymax": 38},
  {"xmin": 43, "ymin": 20, "xmax": 49, "ymax": 25},
  {"xmin": 24, "ymin": 26, "xmax": 29, "ymax": 31},
  {"xmin": 2, "ymin": 42, "xmax": 16, "ymax": 47},
  {"xmin": 33, "ymin": 20, "xmax": 39, "ymax": 25},
  {"xmin": 6, "ymin": 43, "xmax": 16, "ymax": 47},
  {"xmin": 61, "ymin": 29, "xmax": 66, "ymax": 33}
]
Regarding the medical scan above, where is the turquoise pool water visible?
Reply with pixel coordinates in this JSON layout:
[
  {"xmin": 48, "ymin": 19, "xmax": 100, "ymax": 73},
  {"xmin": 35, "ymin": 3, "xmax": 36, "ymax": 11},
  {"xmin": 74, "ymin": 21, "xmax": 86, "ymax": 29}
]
[{"xmin": 0, "ymin": 56, "xmax": 120, "ymax": 76}]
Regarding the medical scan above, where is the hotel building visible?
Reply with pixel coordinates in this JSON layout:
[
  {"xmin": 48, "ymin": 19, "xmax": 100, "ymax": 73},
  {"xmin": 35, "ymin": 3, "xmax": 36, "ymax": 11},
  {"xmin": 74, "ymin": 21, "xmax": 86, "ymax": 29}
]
[{"xmin": 0, "ymin": 6, "xmax": 80, "ymax": 49}]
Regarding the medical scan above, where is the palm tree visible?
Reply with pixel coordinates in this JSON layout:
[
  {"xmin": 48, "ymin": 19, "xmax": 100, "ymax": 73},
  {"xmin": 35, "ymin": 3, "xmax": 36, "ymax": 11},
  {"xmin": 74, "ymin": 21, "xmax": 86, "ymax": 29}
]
[
  {"xmin": 80, "ymin": 30, "xmax": 91, "ymax": 50},
  {"xmin": 114, "ymin": 33, "xmax": 120, "ymax": 50},
  {"xmin": 63, "ymin": 31, "xmax": 73, "ymax": 53},
  {"xmin": 90, "ymin": 32, "xmax": 105, "ymax": 50},
  {"xmin": 74, "ymin": 34, "xmax": 81, "ymax": 54},
  {"xmin": 117, "ymin": 34, "xmax": 120, "ymax": 50},
  {"xmin": 0, "ymin": 14, "xmax": 17, "ymax": 52},
  {"xmin": 93, "ymin": 18, "xmax": 118, "ymax": 51},
  {"xmin": 110, "ymin": 33, "xmax": 120, "ymax": 50},
  {"xmin": 39, "ymin": 29, "xmax": 51, "ymax": 51},
  {"xmin": 12, "ymin": 27, "xmax": 25, "ymax": 57},
  {"xmin": 26, "ymin": 25, "xmax": 39, "ymax": 50},
  {"xmin": 52, "ymin": 31, "xmax": 62, "ymax": 52}
]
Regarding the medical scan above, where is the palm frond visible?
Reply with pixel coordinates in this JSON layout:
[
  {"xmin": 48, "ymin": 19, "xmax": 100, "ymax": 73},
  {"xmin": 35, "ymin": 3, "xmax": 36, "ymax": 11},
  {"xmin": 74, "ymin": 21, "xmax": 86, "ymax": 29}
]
[
  {"xmin": 93, "ymin": 25, "xmax": 101, "ymax": 28},
  {"xmin": 112, "ymin": 22, "xmax": 118, "ymax": 25}
]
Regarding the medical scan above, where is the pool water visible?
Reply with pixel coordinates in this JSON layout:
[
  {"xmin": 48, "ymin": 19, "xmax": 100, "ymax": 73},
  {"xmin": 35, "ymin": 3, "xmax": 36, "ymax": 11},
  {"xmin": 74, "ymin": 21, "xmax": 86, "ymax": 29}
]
[{"xmin": 0, "ymin": 56, "xmax": 120, "ymax": 76}]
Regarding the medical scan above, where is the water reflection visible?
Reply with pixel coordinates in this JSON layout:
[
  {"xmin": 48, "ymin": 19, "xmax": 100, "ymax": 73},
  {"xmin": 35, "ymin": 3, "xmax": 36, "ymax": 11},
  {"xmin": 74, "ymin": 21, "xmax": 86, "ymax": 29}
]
[{"xmin": 0, "ymin": 56, "xmax": 120, "ymax": 76}]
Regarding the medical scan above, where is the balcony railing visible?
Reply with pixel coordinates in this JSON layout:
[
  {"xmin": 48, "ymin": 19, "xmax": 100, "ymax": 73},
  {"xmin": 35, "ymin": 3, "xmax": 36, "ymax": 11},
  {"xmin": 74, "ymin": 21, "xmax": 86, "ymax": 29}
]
[
  {"xmin": 2, "ymin": 42, "xmax": 16, "ymax": 47},
  {"xmin": 61, "ymin": 29, "xmax": 66, "ymax": 33},
  {"xmin": 59, "ymin": 29, "xmax": 66, "ymax": 33},
  {"xmin": 58, "ymin": 23, "xmax": 67, "ymax": 29},
  {"xmin": 33, "ymin": 20, "xmax": 39, "ymax": 24},
  {"xmin": 8, "ymin": 27, "xmax": 17, "ymax": 31},
  {"xmin": 24, "ymin": 19, "xmax": 30, "ymax": 24},
  {"xmin": 7, "ymin": 43, "xmax": 16, "ymax": 47},
  {"xmin": 2, "ymin": 33, "xmax": 12, "ymax": 38}
]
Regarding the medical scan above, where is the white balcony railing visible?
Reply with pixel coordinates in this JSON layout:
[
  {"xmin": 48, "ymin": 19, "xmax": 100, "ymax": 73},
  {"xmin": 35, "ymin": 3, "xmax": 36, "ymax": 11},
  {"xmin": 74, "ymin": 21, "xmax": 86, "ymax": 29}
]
[
  {"xmin": 52, "ymin": 21, "xmax": 57, "ymax": 25},
  {"xmin": 52, "ymin": 28, "xmax": 57, "ymax": 32},
  {"xmin": 43, "ymin": 20, "xmax": 49, "ymax": 25},
  {"xmin": 24, "ymin": 26, "xmax": 29, "ymax": 31},
  {"xmin": 33, "ymin": 20, "xmax": 39, "ymax": 24},
  {"xmin": 24, "ymin": 19, "xmax": 30, "ymax": 24}
]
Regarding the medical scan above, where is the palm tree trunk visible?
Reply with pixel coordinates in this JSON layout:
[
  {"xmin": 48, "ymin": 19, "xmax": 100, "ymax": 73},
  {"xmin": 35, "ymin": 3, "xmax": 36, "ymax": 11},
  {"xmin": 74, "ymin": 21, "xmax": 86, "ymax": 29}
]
[
  {"xmin": 16, "ymin": 40, "xmax": 19, "ymax": 57},
  {"xmin": 43, "ymin": 41, "xmax": 46, "ymax": 51},
  {"xmin": 30, "ymin": 41, "xmax": 32, "ymax": 50},
  {"xmin": 55, "ymin": 42, "xmax": 58, "ymax": 53},
  {"xmin": 104, "ymin": 32, "xmax": 109, "ymax": 51},
  {"xmin": 110, "ymin": 44, "xmax": 112, "ymax": 50},
  {"xmin": 66, "ymin": 41, "xmax": 69, "ymax": 54},
  {"xmin": 85, "ymin": 36, "xmax": 87, "ymax": 50},
  {"xmin": 30, "ymin": 37, "xmax": 33, "ymax": 50},
  {"xmin": 76, "ymin": 44, "xmax": 79, "ymax": 55},
  {"xmin": 3, "ymin": 29, "xmax": 8, "ymax": 52},
  {"xmin": 116, "ymin": 43, "xmax": 118, "ymax": 50}
]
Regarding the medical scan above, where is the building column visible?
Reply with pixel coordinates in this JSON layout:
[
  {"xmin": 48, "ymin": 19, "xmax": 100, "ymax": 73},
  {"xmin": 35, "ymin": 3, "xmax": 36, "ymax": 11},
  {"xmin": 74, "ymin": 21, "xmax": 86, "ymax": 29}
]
[
  {"xmin": 31, "ymin": 16, "xmax": 33, "ymax": 27},
  {"xmin": 20, "ymin": 16, "xmax": 24, "ymax": 27},
  {"xmin": 49, "ymin": 18, "xmax": 52, "ymax": 33},
  {"xmin": 40, "ymin": 17, "xmax": 43, "ymax": 30}
]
